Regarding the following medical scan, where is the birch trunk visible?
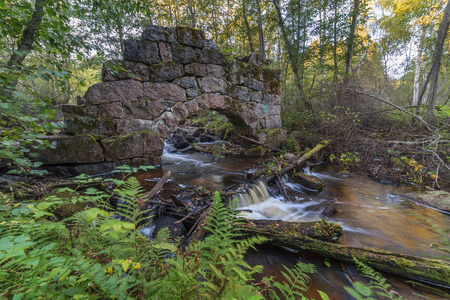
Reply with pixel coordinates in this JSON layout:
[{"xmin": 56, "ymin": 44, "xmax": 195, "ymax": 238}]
[{"xmin": 412, "ymin": 27, "xmax": 426, "ymax": 106}]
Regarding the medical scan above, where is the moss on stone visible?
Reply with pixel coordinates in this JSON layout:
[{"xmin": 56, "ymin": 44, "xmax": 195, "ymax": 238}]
[{"xmin": 245, "ymin": 145, "xmax": 265, "ymax": 157}]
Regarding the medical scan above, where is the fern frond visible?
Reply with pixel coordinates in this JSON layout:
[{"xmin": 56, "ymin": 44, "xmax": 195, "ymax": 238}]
[{"xmin": 272, "ymin": 261, "xmax": 315, "ymax": 300}]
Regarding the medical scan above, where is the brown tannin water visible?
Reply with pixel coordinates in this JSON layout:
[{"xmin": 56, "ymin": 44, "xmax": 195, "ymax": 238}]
[{"xmin": 138, "ymin": 145, "xmax": 450, "ymax": 299}]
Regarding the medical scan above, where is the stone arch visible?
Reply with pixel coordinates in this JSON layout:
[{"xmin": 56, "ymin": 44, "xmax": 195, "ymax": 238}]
[{"xmin": 37, "ymin": 25, "xmax": 283, "ymax": 173}]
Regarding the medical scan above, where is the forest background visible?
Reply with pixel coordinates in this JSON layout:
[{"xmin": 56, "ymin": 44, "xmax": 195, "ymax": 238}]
[
  {"xmin": 1, "ymin": 1, "xmax": 450, "ymax": 299},
  {"xmin": 1, "ymin": 0, "xmax": 450, "ymax": 189}
]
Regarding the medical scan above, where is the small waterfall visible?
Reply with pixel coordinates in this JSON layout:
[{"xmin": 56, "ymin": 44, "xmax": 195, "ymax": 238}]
[
  {"xmin": 302, "ymin": 166, "xmax": 312, "ymax": 175},
  {"xmin": 238, "ymin": 180, "xmax": 271, "ymax": 206}
]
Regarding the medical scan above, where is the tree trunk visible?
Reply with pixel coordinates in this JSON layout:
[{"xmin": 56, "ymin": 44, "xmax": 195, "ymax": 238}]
[
  {"xmin": 344, "ymin": 0, "xmax": 360, "ymax": 80},
  {"xmin": 256, "ymin": 0, "xmax": 265, "ymax": 59},
  {"xmin": 424, "ymin": 0, "xmax": 450, "ymax": 120},
  {"xmin": 272, "ymin": 0, "xmax": 312, "ymax": 110},
  {"xmin": 333, "ymin": 0, "xmax": 338, "ymax": 83},
  {"xmin": 320, "ymin": 0, "xmax": 327, "ymax": 77},
  {"xmin": 187, "ymin": 0, "xmax": 196, "ymax": 28},
  {"xmin": 242, "ymin": 2, "xmax": 255, "ymax": 53},
  {"xmin": 1, "ymin": 0, "xmax": 45, "ymax": 99},
  {"xmin": 412, "ymin": 27, "xmax": 426, "ymax": 107}
]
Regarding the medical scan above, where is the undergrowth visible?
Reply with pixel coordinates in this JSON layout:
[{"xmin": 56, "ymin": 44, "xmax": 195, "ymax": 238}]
[{"xmin": 0, "ymin": 166, "xmax": 404, "ymax": 299}]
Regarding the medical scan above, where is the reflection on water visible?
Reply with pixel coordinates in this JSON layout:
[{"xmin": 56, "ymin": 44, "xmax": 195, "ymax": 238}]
[{"xmin": 138, "ymin": 144, "xmax": 450, "ymax": 298}]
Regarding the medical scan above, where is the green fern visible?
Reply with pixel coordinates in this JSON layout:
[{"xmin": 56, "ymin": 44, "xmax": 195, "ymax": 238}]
[
  {"xmin": 271, "ymin": 261, "xmax": 316, "ymax": 300},
  {"xmin": 344, "ymin": 259, "xmax": 403, "ymax": 300}
]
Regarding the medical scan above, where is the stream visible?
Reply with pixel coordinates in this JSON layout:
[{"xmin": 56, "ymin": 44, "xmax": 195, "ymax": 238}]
[{"xmin": 137, "ymin": 143, "xmax": 450, "ymax": 299}]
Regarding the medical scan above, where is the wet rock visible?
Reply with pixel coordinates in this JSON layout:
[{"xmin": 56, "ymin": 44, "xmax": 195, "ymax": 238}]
[
  {"xmin": 402, "ymin": 191, "xmax": 450, "ymax": 212},
  {"xmin": 102, "ymin": 60, "xmax": 150, "ymax": 82},
  {"xmin": 149, "ymin": 62, "xmax": 184, "ymax": 82},
  {"xmin": 171, "ymin": 129, "xmax": 191, "ymax": 149},
  {"xmin": 198, "ymin": 133, "xmax": 216, "ymax": 143},
  {"xmin": 292, "ymin": 173, "xmax": 325, "ymax": 192},
  {"xmin": 142, "ymin": 25, "xmax": 176, "ymax": 43},
  {"xmin": 158, "ymin": 42, "xmax": 173, "ymax": 63},
  {"xmin": 197, "ymin": 76, "xmax": 227, "ymax": 94},
  {"xmin": 175, "ymin": 26, "xmax": 206, "ymax": 48},
  {"xmin": 171, "ymin": 43, "xmax": 199, "ymax": 64},
  {"xmin": 32, "ymin": 135, "xmax": 104, "ymax": 165},
  {"xmin": 184, "ymin": 63, "xmax": 207, "ymax": 77},
  {"xmin": 144, "ymin": 82, "xmax": 186, "ymax": 102},
  {"xmin": 85, "ymin": 80, "xmax": 143, "ymax": 105},
  {"xmin": 123, "ymin": 39, "xmax": 161, "ymax": 65}
]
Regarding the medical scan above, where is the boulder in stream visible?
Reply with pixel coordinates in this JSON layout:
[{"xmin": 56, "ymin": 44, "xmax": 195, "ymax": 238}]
[
  {"xmin": 402, "ymin": 191, "xmax": 450, "ymax": 212},
  {"xmin": 292, "ymin": 173, "xmax": 325, "ymax": 193}
]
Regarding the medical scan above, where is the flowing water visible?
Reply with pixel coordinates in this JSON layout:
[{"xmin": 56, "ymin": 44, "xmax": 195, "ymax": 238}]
[{"xmin": 138, "ymin": 143, "xmax": 450, "ymax": 299}]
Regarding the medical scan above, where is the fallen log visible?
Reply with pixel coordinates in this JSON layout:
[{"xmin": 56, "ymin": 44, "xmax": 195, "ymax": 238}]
[
  {"xmin": 266, "ymin": 140, "xmax": 329, "ymax": 183},
  {"xmin": 183, "ymin": 206, "xmax": 211, "ymax": 246},
  {"xmin": 139, "ymin": 171, "xmax": 171, "ymax": 210},
  {"xmin": 239, "ymin": 219, "xmax": 343, "ymax": 242},
  {"xmin": 242, "ymin": 224, "xmax": 450, "ymax": 287},
  {"xmin": 238, "ymin": 135, "xmax": 283, "ymax": 153},
  {"xmin": 246, "ymin": 140, "xmax": 329, "ymax": 181},
  {"xmin": 321, "ymin": 198, "xmax": 338, "ymax": 217}
]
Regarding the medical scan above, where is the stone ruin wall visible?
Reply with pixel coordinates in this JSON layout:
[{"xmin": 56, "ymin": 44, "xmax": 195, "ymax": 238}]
[{"xmin": 37, "ymin": 25, "xmax": 283, "ymax": 174}]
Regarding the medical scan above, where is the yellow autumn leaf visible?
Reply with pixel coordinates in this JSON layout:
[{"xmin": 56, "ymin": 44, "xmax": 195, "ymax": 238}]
[
  {"xmin": 107, "ymin": 267, "xmax": 113, "ymax": 274},
  {"xmin": 132, "ymin": 262, "xmax": 141, "ymax": 270},
  {"xmin": 122, "ymin": 260, "xmax": 131, "ymax": 272},
  {"xmin": 431, "ymin": 174, "xmax": 438, "ymax": 180}
]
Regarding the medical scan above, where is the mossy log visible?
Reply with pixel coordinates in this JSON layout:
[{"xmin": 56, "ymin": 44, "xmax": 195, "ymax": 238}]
[
  {"xmin": 239, "ymin": 219, "xmax": 343, "ymax": 242},
  {"xmin": 246, "ymin": 140, "xmax": 329, "ymax": 181},
  {"xmin": 266, "ymin": 140, "xmax": 329, "ymax": 183},
  {"xmin": 244, "ymin": 225, "xmax": 450, "ymax": 287}
]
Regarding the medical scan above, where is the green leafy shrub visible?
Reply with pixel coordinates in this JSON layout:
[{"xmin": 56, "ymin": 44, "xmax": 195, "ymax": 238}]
[{"xmin": 0, "ymin": 169, "xmax": 403, "ymax": 299}]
